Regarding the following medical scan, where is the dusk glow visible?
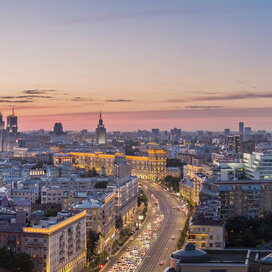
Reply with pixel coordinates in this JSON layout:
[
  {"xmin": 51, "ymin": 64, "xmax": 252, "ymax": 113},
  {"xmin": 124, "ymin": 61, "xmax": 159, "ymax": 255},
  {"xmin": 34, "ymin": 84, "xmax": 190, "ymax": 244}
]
[{"xmin": 1, "ymin": 0, "xmax": 272, "ymax": 131}]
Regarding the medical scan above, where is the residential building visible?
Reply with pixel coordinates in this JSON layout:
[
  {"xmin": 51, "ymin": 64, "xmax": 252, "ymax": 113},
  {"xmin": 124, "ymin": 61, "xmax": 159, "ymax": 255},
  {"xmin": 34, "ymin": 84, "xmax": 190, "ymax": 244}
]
[
  {"xmin": 11, "ymin": 188, "xmax": 36, "ymax": 204},
  {"xmin": 217, "ymin": 180, "xmax": 272, "ymax": 220},
  {"xmin": 187, "ymin": 220, "xmax": 224, "ymax": 250},
  {"xmin": 23, "ymin": 211, "xmax": 86, "ymax": 272},
  {"xmin": 41, "ymin": 186, "xmax": 64, "ymax": 204},
  {"xmin": 167, "ymin": 167, "xmax": 181, "ymax": 178},
  {"xmin": 72, "ymin": 191, "xmax": 116, "ymax": 253}
]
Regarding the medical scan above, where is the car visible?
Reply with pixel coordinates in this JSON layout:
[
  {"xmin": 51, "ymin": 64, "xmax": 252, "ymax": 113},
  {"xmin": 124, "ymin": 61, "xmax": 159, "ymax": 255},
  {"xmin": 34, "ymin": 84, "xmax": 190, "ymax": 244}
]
[
  {"xmin": 159, "ymin": 261, "xmax": 164, "ymax": 265},
  {"xmin": 171, "ymin": 236, "xmax": 175, "ymax": 240}
]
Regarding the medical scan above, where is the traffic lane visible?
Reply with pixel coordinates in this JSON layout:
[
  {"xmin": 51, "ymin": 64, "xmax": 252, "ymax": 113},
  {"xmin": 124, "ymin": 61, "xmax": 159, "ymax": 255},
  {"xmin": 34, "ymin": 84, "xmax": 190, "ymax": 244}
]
[
  {"xmin": 137, "ymin": 183, "xmax": 187, "ymax": 272},
  {"xmin": 137, "ymin": 188, "xmax": 172, "ymax": 271},
  {"xmin": 104, "ymin": 183, "xmax": 161, "ymax": 271}
]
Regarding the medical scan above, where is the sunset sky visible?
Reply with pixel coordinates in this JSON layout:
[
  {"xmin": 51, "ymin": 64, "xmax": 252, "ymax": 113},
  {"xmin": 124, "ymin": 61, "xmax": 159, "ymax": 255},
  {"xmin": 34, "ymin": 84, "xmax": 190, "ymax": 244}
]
[{"xmin": 1, "ymin": 0, "xmax": 272, "ymax": 131}]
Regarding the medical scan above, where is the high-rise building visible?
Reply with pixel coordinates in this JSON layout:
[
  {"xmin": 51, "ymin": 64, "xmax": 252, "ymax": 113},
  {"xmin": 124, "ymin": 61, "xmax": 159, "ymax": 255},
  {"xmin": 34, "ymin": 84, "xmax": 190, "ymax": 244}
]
[
  {"xmin": 152, "ymin": 128, "xmax": 160, "ymax": 136},
  {"xmin": 95, "ymin": 112, "xmax": 106, "ymax": 144},
  {"xmin": 244, "ymin": 127, "xmax": 252, "ymax": 141},
  {"xmin": 226, "ymin": 135, "xmax": 241, "ymax": 153},
  {"xmin": 239, "ymin": 122, "xmax": 244, "ymax": 135},
  {"xmin": 53, "ymin": 122, "xmax": 64, "ymax": 135},
  {"xmin": 224, "ymin": 128, "xmax": 230, "ymax": 136},
  {"xmin": 0, "ymin": 113, "xmax": 5, "ymax": 151},
  {"xmin": 6, "ymin": 108, "xmax": 18, "ymax": 134},
  {"xmin": 0, "ymin": 113, "xmax": 5, "ymax": 130}
]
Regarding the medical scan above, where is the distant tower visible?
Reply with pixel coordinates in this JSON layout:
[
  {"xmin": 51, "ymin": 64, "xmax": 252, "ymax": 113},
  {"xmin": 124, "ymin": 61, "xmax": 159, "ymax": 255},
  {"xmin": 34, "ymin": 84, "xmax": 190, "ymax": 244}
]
[
  {"xmin": 0, "ymin": 113, "xmax": 5, "ymax": 151},
  {"xmin": 53, "ymin": 122, "xmax": 64, "ymax": 135},
  {"xmin": 95, "ymin": 112, "xmax": 106, "ymax": 144},
  {"xmin": 0, "ymin": 113, "xmax": 5, "ymax": 130},
  {"xmin": 7, "ymin": 108, "xmax": 18, "ymax": 134}
]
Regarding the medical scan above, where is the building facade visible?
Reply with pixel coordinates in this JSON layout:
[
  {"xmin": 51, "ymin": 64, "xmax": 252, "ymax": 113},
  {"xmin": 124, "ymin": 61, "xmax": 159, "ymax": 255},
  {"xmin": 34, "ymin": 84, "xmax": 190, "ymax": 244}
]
[
  {"xmin": 72, "ymin": 192, "xmax": 116, "ymax": 253},
  {"xmin": 187, "ymin": 220, "xmax": 225, "ymax": 250},
  {"xmin": 23, "ymin": 211, "xmax": 86, "ymax": 272},
  {"xmin": 217, "ymin": 181, "xmax": 272, "ymax": 220},
  {"xmin": 243, "ymin": 152, "xmax": 272, "ymax": 180},
  {"xmin": 55, "ymin": 149, "xmax": 167, "ymax": 181}
]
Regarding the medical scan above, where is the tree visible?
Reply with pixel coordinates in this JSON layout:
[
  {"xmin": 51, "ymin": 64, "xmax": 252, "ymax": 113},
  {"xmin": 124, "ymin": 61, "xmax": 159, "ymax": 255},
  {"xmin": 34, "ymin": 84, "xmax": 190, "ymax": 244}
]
[
  {"xmin": 94, "ymin": 181, "xmax": 108, "ymax": 189},
  {"xmin": 86, "ymin": 230, "xmax": 99, "ymax": 262},
  {"xmin": 163, "ymin": 175, "xmax": 180, "ymax": 192},
  {"xmin": 115, "ymin": 215, "xmax": 123, "ymax": 230},
  {"xmin": 166, "ymin": 158, "xmax": 184, "ymax": 167},
  {"xmin": 45, "ymin": 208, "xmax": 58, "ymax": 217},
  {"xmin": 14, "ymin": 252, "xmax": 34, "ymax": 272},
  {"xmin": 0, "ymin": 247, "xmax": 34, "ymax": 272}
]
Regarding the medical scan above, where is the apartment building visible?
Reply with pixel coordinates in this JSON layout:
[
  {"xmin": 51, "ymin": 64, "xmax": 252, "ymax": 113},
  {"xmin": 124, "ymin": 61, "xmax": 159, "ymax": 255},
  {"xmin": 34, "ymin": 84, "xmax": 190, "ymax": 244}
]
[
  {"xmin": 23, "ymin": 211, "xmax": 86, "ymax": 272},
  {"xmin": 187, "ymin": 220, "xmax": 225, "ymax": 249},
  {"xmin": 217, "ymin": 180, "xmax": 272, "ymax": 220},
  {"xmin": 72, "ymin": 191, "xmax": 116, "ymax": 253},
  {"xmin": 41, "ymin": 185, "xmax": 64, "ymax": 204}
]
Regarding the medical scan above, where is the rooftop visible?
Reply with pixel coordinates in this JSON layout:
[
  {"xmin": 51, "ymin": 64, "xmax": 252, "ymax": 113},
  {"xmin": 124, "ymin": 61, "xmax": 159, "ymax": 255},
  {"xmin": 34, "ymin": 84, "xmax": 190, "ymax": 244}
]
[{"xmin": 23, "ymin": 210, "xmax": 86, "ymax": 234}]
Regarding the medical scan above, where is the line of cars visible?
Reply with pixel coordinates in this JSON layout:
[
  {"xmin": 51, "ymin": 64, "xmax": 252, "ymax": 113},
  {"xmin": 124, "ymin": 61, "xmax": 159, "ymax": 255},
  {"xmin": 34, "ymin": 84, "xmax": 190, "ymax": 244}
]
[{"xmin": 109, "ymin": 200, "xmax": 163, "ymax": 272}]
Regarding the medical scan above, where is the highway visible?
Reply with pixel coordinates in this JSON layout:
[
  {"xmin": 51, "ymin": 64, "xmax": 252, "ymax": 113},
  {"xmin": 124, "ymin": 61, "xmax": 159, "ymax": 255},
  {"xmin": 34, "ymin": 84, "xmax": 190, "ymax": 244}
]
[
  {"xmin": 104, "ymin": 181, "xmax": 187, "ymax": 272},
  {"xmin": 137, "ymin": 181, "xmax": 186, "ymax": 272}
]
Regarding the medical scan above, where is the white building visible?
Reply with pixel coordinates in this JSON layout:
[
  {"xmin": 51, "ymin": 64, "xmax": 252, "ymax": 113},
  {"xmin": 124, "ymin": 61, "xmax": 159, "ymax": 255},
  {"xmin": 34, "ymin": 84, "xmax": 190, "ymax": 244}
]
[{"xmin": 243, "ymin": 152, "xmax": 272, "ymax": 180}]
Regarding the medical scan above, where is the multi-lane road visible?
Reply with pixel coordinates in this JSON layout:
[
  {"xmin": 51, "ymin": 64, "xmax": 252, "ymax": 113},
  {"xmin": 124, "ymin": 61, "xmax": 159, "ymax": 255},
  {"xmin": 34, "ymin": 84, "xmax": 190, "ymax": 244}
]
[
  {"xmin": 104, "ymin": 181, "xmax": 187, "ymax": 272},
  {"xmin": 137, "ymin": 181, "xmax": 186, "ymax": 272}
]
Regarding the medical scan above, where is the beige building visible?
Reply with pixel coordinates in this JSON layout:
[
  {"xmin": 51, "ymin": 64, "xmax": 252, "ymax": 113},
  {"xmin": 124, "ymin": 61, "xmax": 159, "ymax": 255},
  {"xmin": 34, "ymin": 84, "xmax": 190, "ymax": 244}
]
[
  {"xmin": 41, "ymin": 186, "xmax": 64, "ymax": 204},
  {"xmin": 55, "ymin": 149, "xmax": 167, "ymax": 181},
  {"xmin": 167, "ymin": 167, "xmax": 181, "ymax": 178},
  {"xmin": 23, "ymin": 211, "xmax": 86, "ymax": 272},
  {"xmin": 187, "ymin": 220, "xmax": 225, "ymax": 249},
  {"xmin": 62, "ymin": 191, "xmax": 87, "ymax": 211},
  {"xmin": 179, "ymin": 180, "xmax": 195, "ymax": 204},
  {"xmin": 72, "ymin": 191, "xmax": 116, "ymax": 253}
]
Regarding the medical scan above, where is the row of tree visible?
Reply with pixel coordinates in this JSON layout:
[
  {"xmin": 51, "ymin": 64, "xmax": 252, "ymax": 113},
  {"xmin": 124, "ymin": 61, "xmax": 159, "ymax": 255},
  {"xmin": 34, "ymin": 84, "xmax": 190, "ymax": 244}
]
[
  {"xmin": 162, "ymin": 175, "xmax": 180, "ymax": 192},
  {"xmin": 226, "ymin": 213, "xmax": 272, "ymax": 247},
  {"xmin": 0, "ymin": 247, "xmax": 34, "ymax": 272}
]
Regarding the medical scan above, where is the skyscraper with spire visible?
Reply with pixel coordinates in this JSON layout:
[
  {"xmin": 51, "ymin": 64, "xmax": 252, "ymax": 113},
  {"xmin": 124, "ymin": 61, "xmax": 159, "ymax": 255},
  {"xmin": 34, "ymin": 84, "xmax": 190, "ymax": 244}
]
[
  {"xmin": 95, "ymin": 112, "xmax": 106, "ymax": 144},
  {"xmin": 7, "ymin": 108, "xmax": 18, "ymax": 135}
]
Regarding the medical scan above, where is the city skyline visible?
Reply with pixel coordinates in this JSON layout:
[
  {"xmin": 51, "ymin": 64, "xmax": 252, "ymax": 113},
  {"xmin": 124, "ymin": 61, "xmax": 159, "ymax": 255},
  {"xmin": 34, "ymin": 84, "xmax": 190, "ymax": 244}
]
[{"xmin": 1, "ymin": 0, "xmax": 272, "ymax": 130}]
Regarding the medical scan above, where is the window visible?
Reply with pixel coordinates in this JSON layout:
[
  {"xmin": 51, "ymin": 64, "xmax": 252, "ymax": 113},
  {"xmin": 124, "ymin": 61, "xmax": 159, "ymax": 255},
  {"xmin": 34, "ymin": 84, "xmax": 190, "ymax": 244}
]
[{"xmin": 209, "ymin": 243, "xmax": 213, "ymax": 248}]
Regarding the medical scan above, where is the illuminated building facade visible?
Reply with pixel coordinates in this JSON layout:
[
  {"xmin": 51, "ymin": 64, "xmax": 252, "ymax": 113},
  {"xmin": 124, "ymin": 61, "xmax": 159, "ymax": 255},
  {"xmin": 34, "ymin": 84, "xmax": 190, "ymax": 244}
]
[
  {"xmin": 23, "ymin": 211, "xmax": 86, "ymax": 272},
  {"xmin": 54, "ymin": 149, "xmax": 167, "ymax": 181},
  {"xmin": 95, "ymin": 112, "xmax": 106, "ymax": 144}
]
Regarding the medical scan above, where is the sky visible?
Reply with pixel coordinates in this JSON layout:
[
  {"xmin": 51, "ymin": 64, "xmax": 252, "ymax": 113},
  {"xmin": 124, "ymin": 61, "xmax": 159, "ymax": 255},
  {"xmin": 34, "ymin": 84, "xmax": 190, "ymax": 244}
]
[{"xmin": 0, "ymin": 0, "xmax": 272, "ymax": 131}]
